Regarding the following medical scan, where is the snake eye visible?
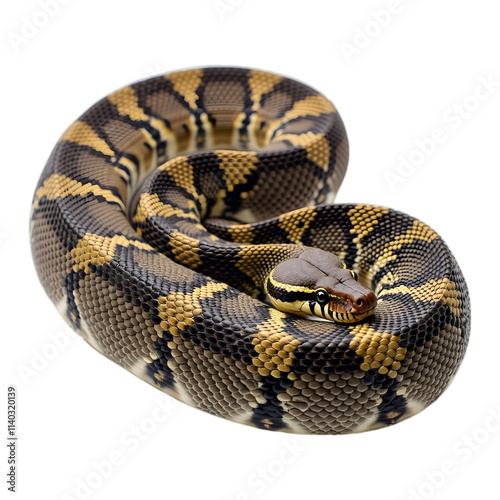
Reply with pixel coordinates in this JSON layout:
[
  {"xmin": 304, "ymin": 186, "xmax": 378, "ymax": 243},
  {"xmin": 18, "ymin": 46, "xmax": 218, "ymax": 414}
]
[
  {"xmin": 350, "ymin": 270, "xmax": 359, "ymax": 281},
  {"xmin": 315, "ymin": 289, "xmax": 330, "ymax": 306}
]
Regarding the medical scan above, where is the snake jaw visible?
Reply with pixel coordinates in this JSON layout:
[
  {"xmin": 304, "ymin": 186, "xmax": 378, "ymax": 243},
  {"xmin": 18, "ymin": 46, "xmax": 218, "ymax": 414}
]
[
  {"xmin": 298, "ymin": 290, "xmax": 377, "ymax": 324},
  {"xmin": 326, "ymin": 305, "xmax": 376, "ymax": 324}
]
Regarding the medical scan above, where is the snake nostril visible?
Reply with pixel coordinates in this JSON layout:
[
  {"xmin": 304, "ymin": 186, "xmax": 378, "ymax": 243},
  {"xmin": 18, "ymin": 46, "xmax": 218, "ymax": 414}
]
[{"xmin": 356, "ymin": 298, "xmax": 364, "ymax": 308}]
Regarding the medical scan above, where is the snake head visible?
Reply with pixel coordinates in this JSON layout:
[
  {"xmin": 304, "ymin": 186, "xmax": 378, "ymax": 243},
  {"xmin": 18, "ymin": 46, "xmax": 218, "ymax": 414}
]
[{"xmin": 265, "ymin": 249, "xmax": 377, "ymax": 323}]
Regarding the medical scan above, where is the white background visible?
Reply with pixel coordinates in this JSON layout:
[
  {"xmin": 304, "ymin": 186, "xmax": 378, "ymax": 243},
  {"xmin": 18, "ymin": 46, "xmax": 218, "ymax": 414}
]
[{"xmin": 2, "ymin": 1, "xmax": 499, "ymax": 499}]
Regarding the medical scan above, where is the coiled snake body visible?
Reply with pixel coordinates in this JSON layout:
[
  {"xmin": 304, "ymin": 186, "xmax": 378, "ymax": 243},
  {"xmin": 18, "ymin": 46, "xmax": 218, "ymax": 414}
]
[{"xmin": 30, "ymin": 68, "xmax": 470, "ymax": 434}]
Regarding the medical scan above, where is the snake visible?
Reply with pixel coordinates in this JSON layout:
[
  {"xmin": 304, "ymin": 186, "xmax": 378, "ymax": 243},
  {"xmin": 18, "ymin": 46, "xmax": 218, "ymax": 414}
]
[{"xmin": 30, "ymin": 67, "xmax": 470, "ymax": 434}]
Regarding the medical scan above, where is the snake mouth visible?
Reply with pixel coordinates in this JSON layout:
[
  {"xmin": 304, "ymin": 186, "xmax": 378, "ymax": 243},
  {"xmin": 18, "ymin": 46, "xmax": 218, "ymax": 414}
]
[
  {"xmin": 299, "ymin": 300, "xmax": 376, "ymax": 323},
  {"xmin": 299, "ymin": 288, "xmax": 377, "ymax": 324},
  {"xmin": 327, "ymin": 306, "xmax": 376, "ymax": 324},
  {"xmin": 328, "ymin": 291, "xmax": 377, "ymax": 323}
]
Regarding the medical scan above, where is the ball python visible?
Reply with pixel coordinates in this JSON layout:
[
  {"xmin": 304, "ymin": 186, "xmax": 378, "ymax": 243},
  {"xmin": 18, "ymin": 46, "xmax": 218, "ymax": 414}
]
[{"xmin": 30, "ymin": 67, "xmax": 470, "ymax": 434}]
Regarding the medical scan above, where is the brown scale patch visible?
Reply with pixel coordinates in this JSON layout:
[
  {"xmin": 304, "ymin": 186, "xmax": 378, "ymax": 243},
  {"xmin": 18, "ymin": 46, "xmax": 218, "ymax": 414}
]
[
  {"xmin": 75, "ymin": 276, "xmax": 157, "ymax": 368},
  {"xmin": 166, "ymin": 339, "xmax": 262, "ymax": 422},
  {"xmin": 99, "ymin": 117, "xmax": 175, "ymax": 190},
  {"xmin": 258, "ymin": 90, "xmax": 295, "ymax": 119},
  {"xmin": 397, "ymin": 323, "xmax": 466, "ymax": 410},
  {"xmin": 305, "ymin": 220, "xmax": 350, "ymax": 259},
  {"xmin": 273, "ymin": 117, "xmax": 320, "ymax": 135},
  {"xmin": 131, "ymin": 246, "xmax": 197, "ymax": 285},
  {"xmin": 348, "ymin": 324, "xmax": 406, "ymax": 378},
  {"xmin": 202, "ymin": 79, "xmax": 246, "ymax": 146},
  {"xmin": 254, "ymin": 90, "xmax": 295, "ymax": 148},
  {"xmin": 145, "ymin": 88, "xmax": 191, "ymax": 122},
  {"xmin": 324, "ymin": 135, "xmax": 349, "ymax": 202},
  {"xmin": 282, "ymin": 370, "xmax": 380, "ymax": 434},
  {"xmin": 202, "ymin": 79, "xmax": 247, "ymax": 110},
  {"xmin": 240, "ymin": 161, "xmax": 322, "ymax": 220},
  {"xmin": 108, "ymin": 87, "xmax": 178, "ymax": 157},
  {"xmin": 144, "ymin": 90, "xmax": 192, "ymax": 152},
  {"xmin": 101, "ymin": 119, "xmax": 153, "ymax": 161},
  {"xmin": 30, "ymin": 216, "xmax": 74, "ymax": 305},
  {"xmin": 286, "ymin": 317, "xmax": 339, "ymax": 338},
  {"xmin": 217, "ymin": 292, "xmax": 265, "ymax": 319},
  {"xmin": 73, "ymin": 195, "xmax": 138, "ymax": 239},
  {"xmin": 128, "ymin": 247, "xmax": 196, "ymax": 284}
]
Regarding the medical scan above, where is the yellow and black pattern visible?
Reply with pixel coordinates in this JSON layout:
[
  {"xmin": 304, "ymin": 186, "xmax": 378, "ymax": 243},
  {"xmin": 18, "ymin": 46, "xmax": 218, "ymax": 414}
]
[{"xmin": 30, "ymin": 67, "xmax": 470, "ymax": 434}]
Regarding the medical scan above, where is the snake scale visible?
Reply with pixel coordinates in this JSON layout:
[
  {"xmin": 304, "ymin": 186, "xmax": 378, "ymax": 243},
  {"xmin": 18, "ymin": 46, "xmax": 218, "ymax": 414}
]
[{"xmin": 30, "ymin": 67, "xmax": 470, "ymax": 434}]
